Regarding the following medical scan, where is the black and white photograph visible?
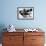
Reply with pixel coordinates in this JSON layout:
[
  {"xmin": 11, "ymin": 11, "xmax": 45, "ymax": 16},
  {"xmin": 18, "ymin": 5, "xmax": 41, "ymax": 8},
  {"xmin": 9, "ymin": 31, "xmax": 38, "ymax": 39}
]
[{"xmin": 17, "ymin": 7, "xmax": 34, "ymax": 20}]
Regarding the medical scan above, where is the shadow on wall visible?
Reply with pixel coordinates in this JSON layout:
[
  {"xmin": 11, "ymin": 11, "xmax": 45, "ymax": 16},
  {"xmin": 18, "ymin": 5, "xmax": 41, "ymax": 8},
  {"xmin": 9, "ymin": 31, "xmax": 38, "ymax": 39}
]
[{"xmin": 0, "ymin": 24, "xmax": 7, "ymax": 43}]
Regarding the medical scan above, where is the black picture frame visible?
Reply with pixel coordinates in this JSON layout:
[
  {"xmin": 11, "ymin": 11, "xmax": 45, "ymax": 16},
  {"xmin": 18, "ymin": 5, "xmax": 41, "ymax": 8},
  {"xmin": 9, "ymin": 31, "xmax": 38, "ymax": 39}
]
[{"xmin": 17, "ymin": 7, "xmax": 34, "ymax": 20}]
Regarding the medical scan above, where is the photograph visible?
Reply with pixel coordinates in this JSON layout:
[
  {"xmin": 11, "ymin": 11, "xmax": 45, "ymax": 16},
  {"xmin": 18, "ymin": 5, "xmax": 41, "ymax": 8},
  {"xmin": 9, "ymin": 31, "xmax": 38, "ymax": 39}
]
[
  {"xmin": 17, "ymin": 7, "xmax": 34, "ymax": 20},
  {"xmin": 0, "ymin": 0, "xmax": 46, "ymax": 46}
]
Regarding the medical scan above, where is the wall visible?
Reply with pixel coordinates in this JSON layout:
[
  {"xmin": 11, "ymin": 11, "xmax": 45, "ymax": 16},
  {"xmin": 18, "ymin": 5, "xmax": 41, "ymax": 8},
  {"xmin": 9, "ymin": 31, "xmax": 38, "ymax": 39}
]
[
  {"xmin": 0, "ymin": 0, "xmax": 46, "ymax": 44},
  {"xmin": 0, "ymin": 0, "xmax": 46, "ymax": 29}
]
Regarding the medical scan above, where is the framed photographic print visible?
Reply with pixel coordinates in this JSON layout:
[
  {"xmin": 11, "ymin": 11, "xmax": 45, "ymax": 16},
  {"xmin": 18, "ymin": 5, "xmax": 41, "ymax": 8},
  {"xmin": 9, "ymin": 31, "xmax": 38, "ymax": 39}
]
[{"xmin": 17, "ymin": 7, "xmax": 34, "ymax": 20}]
